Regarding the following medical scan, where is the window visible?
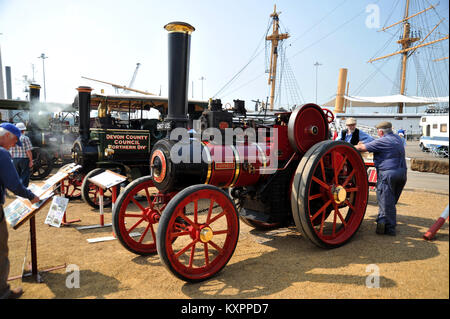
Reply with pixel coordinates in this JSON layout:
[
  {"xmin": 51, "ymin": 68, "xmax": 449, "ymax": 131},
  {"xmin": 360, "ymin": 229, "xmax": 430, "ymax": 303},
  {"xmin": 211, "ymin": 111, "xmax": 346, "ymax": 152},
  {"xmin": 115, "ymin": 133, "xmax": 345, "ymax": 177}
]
[
  {"xmin": 440, "ymin": 124, "xmax": 447, "ymax": 133},
  {"xmin": 433, "ymin": 124, "xmax": 438, "ymax": 129},
  {"xmin": 422, "ymin": 117, "xmax": 427, "ymax": 122}
]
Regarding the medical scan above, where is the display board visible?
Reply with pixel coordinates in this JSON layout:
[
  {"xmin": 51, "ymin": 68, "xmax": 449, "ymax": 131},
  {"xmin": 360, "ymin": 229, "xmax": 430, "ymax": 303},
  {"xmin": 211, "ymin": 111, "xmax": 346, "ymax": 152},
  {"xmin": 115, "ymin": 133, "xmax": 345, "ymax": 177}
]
[
  {"xmin": 88, "ymin": 170, "xmax": 127, "ymax": 189},
  {"xmin": 44, "ymin": 196, "xmax": 70, "ymax": 228},
  {"xmin": 3, "ymin": 163, "xmax": 82, "ymax": 230}
]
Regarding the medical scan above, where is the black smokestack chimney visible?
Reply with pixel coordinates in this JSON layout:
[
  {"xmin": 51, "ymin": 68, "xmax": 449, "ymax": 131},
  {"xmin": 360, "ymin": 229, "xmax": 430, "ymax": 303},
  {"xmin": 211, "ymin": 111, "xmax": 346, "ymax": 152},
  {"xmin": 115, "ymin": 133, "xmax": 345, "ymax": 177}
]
[
  {"xmin": 5, "ymin": 66, "xmax": 12, "ymax": 99},
  {"xmin": 77, "ymin": 86, "xmax": 92, "ymax": 143},
  {"xmin": 164, "ymin": 22, "xmax": 195, "ymax": 128},
  {"xmin": 29, "ymin": 83, "xmax": 41, "ymax": 103}
]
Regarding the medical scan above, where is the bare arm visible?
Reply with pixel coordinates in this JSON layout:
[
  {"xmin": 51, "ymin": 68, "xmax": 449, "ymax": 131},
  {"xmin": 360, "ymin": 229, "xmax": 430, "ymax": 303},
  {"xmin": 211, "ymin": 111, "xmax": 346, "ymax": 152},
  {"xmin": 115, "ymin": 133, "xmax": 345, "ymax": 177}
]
[
  {"xmin": 355, "ymin": 142, "xmax": 367, "ymax": 152},
  {"xmin": 26, "ymin": 150, "xmax": 33, "ymax": 168}
]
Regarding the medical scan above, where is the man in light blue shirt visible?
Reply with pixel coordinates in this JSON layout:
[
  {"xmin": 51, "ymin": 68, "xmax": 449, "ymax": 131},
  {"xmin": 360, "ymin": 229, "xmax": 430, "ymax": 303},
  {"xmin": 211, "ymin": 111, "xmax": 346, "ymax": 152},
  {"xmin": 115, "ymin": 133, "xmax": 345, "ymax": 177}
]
[{"xmin": 338, "ymin": 118, "xmax": 374, "ymax": 145}]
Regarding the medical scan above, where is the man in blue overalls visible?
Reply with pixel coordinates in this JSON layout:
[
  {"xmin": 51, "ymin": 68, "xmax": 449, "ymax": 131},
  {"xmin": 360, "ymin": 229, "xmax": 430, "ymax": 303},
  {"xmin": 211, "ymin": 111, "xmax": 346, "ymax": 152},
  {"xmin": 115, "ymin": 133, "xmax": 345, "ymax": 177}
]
[{"xmin": 355, "ymin": 121, "xmax": 407, "ymax": 236}]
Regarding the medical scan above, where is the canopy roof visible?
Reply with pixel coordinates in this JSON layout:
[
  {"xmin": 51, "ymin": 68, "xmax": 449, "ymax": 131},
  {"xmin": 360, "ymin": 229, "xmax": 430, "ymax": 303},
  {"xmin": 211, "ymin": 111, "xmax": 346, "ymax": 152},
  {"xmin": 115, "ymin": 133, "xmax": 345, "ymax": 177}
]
[{"xmin": 323, "ymin": 94, "xmax": 449, "ymax": 108}]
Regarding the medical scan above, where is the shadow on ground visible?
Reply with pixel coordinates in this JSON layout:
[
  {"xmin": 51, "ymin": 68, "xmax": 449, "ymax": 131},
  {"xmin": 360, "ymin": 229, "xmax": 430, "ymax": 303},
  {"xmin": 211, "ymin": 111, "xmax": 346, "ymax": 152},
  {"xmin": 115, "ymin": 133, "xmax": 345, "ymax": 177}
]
[{"xmin": 180, "ymin": 214, "xmax": 445, "ymax": 298}]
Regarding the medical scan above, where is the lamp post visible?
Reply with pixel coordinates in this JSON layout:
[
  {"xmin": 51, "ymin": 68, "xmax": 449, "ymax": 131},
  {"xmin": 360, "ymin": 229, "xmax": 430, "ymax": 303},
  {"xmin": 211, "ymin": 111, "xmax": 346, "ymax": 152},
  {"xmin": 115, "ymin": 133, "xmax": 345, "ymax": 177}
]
[
  {"xmin": 313, "ymin": 61, "xmax": 322, "ymax": 104},
  {"xmin": 199, "ymin": 76, "xmax": 206, "ymax": 100},
  {"xmin": 38, "ymin": 53, "xmax": 48, "ymax": 101}
]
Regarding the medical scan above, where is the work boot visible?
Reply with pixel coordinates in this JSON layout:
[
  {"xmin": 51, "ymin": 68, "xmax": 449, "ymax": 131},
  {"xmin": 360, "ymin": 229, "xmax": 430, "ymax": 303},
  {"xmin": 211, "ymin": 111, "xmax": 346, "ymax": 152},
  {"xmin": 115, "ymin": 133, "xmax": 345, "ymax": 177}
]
[
  {"xmin": 376, "ymin": 222, "xmax": 385, "ymax": 235},
  {"xmin": 7, "ymin": 287, "xmax": 23, "ymax": 299},
  {"xmin": 385, "ymin": 225, "xmax": 396, "ymax": 236}
]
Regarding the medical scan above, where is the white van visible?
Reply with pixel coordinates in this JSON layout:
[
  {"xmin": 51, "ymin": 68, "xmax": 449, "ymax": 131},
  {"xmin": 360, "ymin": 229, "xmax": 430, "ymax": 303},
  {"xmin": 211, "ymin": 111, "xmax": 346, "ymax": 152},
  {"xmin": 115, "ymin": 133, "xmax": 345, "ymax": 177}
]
[{"xmin": 419, "ymin": 115, "xmax": 449, "ymax": 152}]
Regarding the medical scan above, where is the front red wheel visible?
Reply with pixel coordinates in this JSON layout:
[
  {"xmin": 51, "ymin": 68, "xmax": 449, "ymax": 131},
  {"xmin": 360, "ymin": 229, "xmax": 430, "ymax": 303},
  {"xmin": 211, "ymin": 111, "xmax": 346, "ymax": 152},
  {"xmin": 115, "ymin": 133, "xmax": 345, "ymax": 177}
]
[
  {"xmin": 113, "ymin": 176, "xmax": 172, "ymax": 255},
  {"xmin": 157, "ymin": 185, "xmax": 239, "ymax": 282}
]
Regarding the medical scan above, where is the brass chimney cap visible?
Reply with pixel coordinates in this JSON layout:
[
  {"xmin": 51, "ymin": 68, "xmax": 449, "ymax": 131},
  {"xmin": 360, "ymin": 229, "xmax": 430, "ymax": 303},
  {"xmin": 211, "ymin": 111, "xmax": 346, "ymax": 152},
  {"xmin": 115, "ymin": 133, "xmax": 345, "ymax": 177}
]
[
  {"xmin": 164, "ymin": 21, "xmax": 195, "ymax": 34},
  {"xmin": 77, "ymin": 86, "xmax": 93, "ymax": 93},
  {"xmin": 29, "ymin": 83, "xmax": 41, "ymax": 89}
]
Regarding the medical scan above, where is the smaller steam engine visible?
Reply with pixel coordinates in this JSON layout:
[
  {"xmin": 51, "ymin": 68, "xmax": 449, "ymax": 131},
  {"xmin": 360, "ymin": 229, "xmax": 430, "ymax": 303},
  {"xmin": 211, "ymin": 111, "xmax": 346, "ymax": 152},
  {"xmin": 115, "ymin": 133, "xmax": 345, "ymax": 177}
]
[{"xmin": 111, "ymin": 22, "xmax": 369, "ymax": 282}]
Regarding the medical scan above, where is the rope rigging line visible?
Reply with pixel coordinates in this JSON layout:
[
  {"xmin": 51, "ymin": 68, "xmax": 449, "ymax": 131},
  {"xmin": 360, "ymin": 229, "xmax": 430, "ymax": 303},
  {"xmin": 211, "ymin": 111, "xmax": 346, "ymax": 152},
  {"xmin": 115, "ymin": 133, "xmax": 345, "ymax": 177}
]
[
  {"xmin": 213, "ymin": 18, "xmax": 273, "ymax": 98},
  {"xmin": 289, "ymin": 0, "xmax": 381, "ymax": 60},
  {"xmin": 289, "ymin": 0, "xmax": 348, "ymax": 46}
]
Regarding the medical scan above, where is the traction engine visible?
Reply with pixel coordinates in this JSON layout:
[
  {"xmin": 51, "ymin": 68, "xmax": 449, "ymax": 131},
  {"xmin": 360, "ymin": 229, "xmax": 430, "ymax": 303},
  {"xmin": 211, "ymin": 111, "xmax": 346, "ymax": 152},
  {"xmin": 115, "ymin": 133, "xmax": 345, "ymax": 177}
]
[{"xmin": 112, "ymin": 22, "xmax": 369, "ymax": 282}]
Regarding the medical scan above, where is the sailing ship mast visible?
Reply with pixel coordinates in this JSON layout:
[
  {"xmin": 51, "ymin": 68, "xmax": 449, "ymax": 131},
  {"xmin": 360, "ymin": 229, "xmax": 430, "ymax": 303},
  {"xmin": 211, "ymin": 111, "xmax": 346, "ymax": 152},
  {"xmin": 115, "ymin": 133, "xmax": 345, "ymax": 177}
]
[
  {"xmin": 368, "ymin": 0, "xmax": 448, "ymax": 113},
  {"xmin": 266, "ymin": 5, "xmax": 289, "ymax": 110}
]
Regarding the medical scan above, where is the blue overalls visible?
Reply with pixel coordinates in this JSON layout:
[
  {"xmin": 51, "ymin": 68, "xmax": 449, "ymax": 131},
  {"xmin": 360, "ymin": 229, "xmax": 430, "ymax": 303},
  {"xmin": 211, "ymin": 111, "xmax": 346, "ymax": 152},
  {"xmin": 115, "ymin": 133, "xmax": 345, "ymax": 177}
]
[{"xmin": 365, "ymin": 133, "xmax": 407, "ymax": 232}]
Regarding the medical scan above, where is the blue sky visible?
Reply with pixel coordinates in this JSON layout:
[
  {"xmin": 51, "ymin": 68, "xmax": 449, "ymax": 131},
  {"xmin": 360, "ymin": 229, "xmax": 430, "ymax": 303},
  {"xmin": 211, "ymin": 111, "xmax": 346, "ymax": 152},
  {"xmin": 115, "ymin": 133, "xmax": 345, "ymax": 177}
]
[{"xmin": 0, "ymin": 0, "xmax": 448, "ymax": 109}]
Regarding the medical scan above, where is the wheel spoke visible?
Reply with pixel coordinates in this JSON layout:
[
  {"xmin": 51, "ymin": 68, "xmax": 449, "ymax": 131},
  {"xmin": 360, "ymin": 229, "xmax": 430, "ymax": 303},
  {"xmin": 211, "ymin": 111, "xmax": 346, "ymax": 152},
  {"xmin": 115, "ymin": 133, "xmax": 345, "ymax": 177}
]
[
  {"xmin": 207, "ymin": 240, "xmax": 224, "ymax": 255},
  {"xmin": 332, "ymin": 209, "xmax": 337, "ymax": 236},
  {"xmin": 208, "ymin": 210, "xmax": 226, "ymax": 225},
  {"xmin": 138, "ymin": 223, "xmax": 152, "ymax": 244},
  {"xmin": 206, "ymin": 199, "xmax": 214, "ymax": 223},
  {"xmin": 342, "ymin": 169, "xmax": 355, "ymax": 187},
  {"xmin": 333, "ymin": 203, "xmax": 347, "ymax": 227},
  {"xmin": 308, "ymin": 193, "xmax": 323, "ymax": 200},
  {"xmin": 144, "ymin": 188, "xmax": 154, "ymax": 210},
  {"xmin": 311, "ymin": 176, "xmax": 330, "ymax": 190},
  {"xmin": 311, "ymin": 199, "xmax": 331, "ymax": 222},
  {"xmin": 332, "ymin": 151, "xmax": 338, "ymax": 185},
  {"xmin": 345, "ymin": 187, "xmax": 359, "ymax": 193},
  {"xmin": 188, "ymin": 242, "xmax": 196, "ymax": 268},
  {"xmin": 194, "ymin": 199, "xmax": 198, "ymax": 224},
  {"xmin": 320, "ymin": 158, "xmax": 326, "ymax": 183},
  {"xmin": 335, "ymin": 155, "xmax": 348, "ymax": 179},
  {"xmin": 345, "ymin": 199, "xmax": 356, "ymax": 212},
  {"xmin": 124, "ymin": 213, "xmax": 144, "ymax": 218},
  {"xmin": 175, "ymin": 239, "xmax": 198, "ymax": 259},
  {"xmin": 213, "ymin": 229, "xmax": 229, "ymax": 235},
  {"xmin": 204, "ymin": 243, "xmax": 209, "ymax": 266},
  {"xmin": 131, "ymin": 197, "xmax": 146, "ymax": 212},
  {"xmin": 128, "ymin": 217, "xmax": 145, "ymax": 233}
]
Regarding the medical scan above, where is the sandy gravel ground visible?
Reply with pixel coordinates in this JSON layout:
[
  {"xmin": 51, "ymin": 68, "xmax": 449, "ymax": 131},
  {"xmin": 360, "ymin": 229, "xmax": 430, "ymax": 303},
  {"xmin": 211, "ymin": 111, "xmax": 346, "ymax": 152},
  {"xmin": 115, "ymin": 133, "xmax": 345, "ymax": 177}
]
[
  {"xmin": 3, "ymin": 141, "xmax": 448, "ymax": 299},
  {"xmin": 4, "ymin": 187, "xmax": 448, "ymax": 299}
]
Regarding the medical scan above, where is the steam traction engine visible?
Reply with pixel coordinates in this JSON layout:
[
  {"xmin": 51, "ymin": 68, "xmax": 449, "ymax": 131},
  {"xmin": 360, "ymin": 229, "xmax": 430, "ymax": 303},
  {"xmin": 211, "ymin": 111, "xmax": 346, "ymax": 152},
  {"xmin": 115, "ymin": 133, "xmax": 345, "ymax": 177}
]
[{"xmin": 112, "ymin": 22, "xmax": 369, "ymax": 282}]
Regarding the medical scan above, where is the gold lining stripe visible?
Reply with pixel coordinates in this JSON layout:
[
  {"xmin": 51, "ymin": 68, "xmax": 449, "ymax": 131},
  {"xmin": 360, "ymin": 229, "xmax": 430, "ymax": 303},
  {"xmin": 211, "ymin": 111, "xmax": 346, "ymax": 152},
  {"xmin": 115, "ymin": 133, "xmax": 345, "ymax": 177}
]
[
  {"xmin": 255, "ymin": 143, "xmax": 268, "ymax": 168},
  {"xmin": 229, "ymin": 145, "xmax": 240, "ymax": 187},
  {"xmin": 202, "ymin": 142, "xmax": 212, "ymax": 184}
]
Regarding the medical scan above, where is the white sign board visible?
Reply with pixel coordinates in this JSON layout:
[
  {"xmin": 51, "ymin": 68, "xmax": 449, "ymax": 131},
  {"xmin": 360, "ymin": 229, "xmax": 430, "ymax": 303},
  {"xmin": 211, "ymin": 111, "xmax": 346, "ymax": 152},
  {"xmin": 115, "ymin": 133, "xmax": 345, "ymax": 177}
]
[{"xmin": 44, "ymin": 196, "xmax": 70, "ymax": 228}]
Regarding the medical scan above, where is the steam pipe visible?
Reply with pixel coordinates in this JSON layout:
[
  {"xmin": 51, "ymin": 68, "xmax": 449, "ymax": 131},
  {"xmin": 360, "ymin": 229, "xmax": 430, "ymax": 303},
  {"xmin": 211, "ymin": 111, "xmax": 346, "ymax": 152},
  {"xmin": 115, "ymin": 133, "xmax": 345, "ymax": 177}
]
[
  {"xmin": 164, "ymin": 21, "xmax": 195, "ymax": 128},
  {"xmin": 77, "ymin": 86, "xmax": 92, "ymax": 143}
]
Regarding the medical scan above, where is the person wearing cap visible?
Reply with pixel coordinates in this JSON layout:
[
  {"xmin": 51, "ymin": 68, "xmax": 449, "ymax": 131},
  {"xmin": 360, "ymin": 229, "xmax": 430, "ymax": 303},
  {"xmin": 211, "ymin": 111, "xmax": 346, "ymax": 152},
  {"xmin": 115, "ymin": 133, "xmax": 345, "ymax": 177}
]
[
  {"xmin": 355, "ymin": 121, "xmax": 407, "ymax": 236},
  {"xmin": 337, "ymin": 118, "xmax": 374, "ymax": 145},
  {"xmin": 9, "ymin": 123, "xmax": 33, "ymax": 188},
  {"xmin": 398, "ymin": 132, "xmax": 406, "ymax": 146},
  {"xmin": 0, "ymin": 123, "xmax": 39, "ymax": 299}
]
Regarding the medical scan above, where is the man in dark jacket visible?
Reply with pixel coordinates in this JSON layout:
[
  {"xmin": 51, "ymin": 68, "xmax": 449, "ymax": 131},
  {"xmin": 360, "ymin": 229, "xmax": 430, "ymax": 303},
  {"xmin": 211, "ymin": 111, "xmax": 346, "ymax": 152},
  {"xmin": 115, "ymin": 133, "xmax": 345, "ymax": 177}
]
[
  {"xmin": 338, "ymin": 117, "xmax": 374, "ymax": 145},
  {"xmin": 0, "ymin": 123, "xmax": 39, "ymax": 299}
]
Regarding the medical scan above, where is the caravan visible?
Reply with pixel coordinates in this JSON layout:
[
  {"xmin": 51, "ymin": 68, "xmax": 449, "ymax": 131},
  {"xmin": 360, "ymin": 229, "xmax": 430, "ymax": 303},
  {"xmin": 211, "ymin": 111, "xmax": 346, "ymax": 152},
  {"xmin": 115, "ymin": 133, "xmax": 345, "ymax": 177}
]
[{"xmin": 419, "ymin": 115, "xmax": 449, "ymax": 155}]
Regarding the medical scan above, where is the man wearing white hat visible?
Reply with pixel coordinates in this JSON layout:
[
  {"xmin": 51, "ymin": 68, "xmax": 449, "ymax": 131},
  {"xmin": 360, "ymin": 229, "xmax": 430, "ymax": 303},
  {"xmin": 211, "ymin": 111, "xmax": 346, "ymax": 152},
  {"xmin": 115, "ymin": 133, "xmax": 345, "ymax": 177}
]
[
  {"xmin": 338, "ymin": 117, "xmax": 374, "ymax": 145},
  {"xmin": 9, "ymin": 123, "xmax": 33, "ymax": 188}
]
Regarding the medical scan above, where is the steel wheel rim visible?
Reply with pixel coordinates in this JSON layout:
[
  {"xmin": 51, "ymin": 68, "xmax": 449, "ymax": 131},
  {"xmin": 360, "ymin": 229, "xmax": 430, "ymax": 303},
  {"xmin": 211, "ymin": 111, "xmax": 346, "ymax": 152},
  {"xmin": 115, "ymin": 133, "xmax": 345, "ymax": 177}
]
[
  {"xmin": 306, "ymin": 144, "xmax": 367, "ymax": 245},
  {"xmin": 117, "ymin": 180, "xmax": 166, "ymax": 254},
  {"xmin": 164, "ymin": 189, "xmax": 239, "ymax": 281}
]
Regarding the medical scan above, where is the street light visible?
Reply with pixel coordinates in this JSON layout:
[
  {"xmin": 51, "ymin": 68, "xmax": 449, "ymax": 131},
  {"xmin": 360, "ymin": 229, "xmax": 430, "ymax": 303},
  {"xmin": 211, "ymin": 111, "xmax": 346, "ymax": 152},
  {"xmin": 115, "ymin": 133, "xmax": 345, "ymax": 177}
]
[
  {"xmin": 38, "ymin": 53, "xmax": 48, "ymax": 101},
  {"xmin": 199, "ymin": 76, "xmax": 206, "ymax": 100},
  {"xmin": 313, "ymin": 61, "xmax": 322, "ymax": 104}
]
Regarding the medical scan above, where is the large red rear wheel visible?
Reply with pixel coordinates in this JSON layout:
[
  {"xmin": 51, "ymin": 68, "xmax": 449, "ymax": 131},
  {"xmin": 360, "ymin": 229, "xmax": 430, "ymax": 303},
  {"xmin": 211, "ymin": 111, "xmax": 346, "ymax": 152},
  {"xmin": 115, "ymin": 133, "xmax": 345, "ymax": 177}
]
[
  {"xmin": 113, "ymin": 176, "xmax": 172, "ymax": 255},
  {"xmin": 157, "ymin": 185, "xmax": 239, "ymax": 282},
  {"xmin": 291, "ymin": 140, "xmax": 368, "ymax": 248}
]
